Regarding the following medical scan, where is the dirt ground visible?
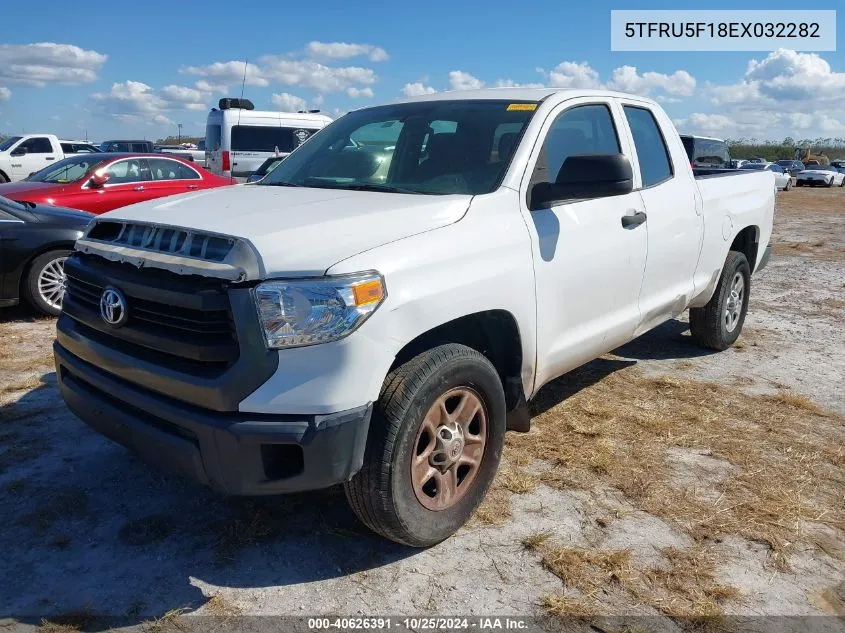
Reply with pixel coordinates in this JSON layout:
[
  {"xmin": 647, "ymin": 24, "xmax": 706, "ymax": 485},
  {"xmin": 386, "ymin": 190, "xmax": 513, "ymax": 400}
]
[{"xmin": 0, "ymin": 188, "xmax": 843, "ymax": 633}]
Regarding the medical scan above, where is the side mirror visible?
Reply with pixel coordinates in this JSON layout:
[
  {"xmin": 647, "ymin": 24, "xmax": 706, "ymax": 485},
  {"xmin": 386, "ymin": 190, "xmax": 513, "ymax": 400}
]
[
  {"xmin": 89, "ymin": 172, "xmax": 110, "ymax": 188},
  {"xmin": 10, "ymin": 146, "xmax": 27, "ymax": 157},
  {"xmin": 530, "ymin": 153, "xmax": 633, "ymax": 209}
]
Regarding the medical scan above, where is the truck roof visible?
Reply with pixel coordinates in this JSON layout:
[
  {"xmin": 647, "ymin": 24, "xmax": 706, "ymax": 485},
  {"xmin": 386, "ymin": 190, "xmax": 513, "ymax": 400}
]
[{"xmin": 394, "ymin": 87, "xmax": 659, "ymax": 106}]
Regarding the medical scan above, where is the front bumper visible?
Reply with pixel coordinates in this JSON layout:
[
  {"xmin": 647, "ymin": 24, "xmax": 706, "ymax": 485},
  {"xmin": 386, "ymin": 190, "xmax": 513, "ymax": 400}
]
[{"xmin": 55, "ymin": 342, "xmax": 372, "ymax": 495}]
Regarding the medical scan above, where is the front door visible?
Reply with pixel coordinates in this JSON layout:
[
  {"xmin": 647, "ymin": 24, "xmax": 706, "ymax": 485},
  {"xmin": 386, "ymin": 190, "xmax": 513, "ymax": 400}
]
[
  {"xmin": 12, "ymin": 137, "xmax": 56, "ymax": 179},
  {"xmin": 520, "ymin": 99, "xmax": 648, "ymax": 390}
]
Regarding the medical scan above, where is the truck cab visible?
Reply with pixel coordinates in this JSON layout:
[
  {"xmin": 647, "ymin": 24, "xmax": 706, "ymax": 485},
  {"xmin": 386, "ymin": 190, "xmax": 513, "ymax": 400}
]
[
  {"xmin": 0, "ymin": 134, "xmax": 63, "ymax": 182},
  {"xmin": 54, "ymin": 89, "xmax": 775, "ymax": 547}
]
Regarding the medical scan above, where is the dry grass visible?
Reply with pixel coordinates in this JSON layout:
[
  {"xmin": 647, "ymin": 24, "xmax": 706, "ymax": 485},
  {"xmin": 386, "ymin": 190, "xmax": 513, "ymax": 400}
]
[
  {"xmin": 202, "ymin": 594, "xmax": 242, "ymax": 617},
  {"xmin": 142, "ymin": 607, "xmax": 189, "ymax": 633},
  {"xmin": 212, "ymin": 504, "xmax": 278, "ymax": 561},
  {"xmin": 473, "ymin": 486, "xmax": 512, "ymax": 525},
  {"xmin": 522, "ymin": 531, "xmax": 553, "ymax": 551},
  {"xmin": 36, "ymin": 607, "xmax": 96, "ymax": 633},
  {"xmin": 508, "ymin": 364, "xmax": 844, "ymax": 568},
  {"xmin": 498, "ymin": 468, "xmax": 539, "ymax": 494},
  {"xmin": 535, "ymin": 541, "xmax": 742, "ymax": 619}
]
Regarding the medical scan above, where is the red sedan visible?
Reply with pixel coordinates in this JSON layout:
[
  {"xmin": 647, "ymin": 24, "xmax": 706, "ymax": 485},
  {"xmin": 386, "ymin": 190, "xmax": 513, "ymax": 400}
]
[{"xmin": 0, "ymin": 153, "xmax": 235, "ymax": 214}]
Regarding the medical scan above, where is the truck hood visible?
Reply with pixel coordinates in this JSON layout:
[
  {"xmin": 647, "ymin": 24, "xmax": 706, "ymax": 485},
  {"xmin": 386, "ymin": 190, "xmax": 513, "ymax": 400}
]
[{"xmin": 98, "ymin": 185, "xmax": 472, "ymax": 278}]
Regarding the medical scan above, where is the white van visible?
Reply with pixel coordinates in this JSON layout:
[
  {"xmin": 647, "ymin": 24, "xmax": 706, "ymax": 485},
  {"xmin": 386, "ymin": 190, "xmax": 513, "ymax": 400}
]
[{"xmin": 205, "ymin": 99, "xmax": 332, "ymax": 179}]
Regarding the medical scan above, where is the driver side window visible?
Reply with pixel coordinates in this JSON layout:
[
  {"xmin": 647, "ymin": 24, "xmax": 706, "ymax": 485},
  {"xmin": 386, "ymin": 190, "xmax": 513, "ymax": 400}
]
[{"xmin": 535, "ymin": 104, "xmax": 620, "ymax": 184}]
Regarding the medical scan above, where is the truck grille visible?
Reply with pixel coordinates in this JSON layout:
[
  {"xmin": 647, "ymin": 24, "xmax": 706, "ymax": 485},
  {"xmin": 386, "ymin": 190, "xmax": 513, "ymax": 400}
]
[
  {"xmin": 62, "ymin": 253, "xmax": 239, "ymax": 375},
  {"xmin": 87, "ymin": 220, "xmax": 236, "ymax": 262}
]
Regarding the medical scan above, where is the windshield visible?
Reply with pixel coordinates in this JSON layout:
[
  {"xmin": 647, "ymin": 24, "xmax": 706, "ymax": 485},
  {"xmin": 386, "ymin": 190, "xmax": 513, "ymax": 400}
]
[
  {"xmin": 740, "ymin": 163, "xmax": 766, "ymax": 170},
  {"xmin": 0, "ymin": 136, "xmax": 22, "ymax": 152},
  {"xmin": 261, "ymin": 100, "xmax": 537, "ymax": 195},
  {"xmin": 26, "ymin": 154, "xmax": 106, "ymax": 183}
]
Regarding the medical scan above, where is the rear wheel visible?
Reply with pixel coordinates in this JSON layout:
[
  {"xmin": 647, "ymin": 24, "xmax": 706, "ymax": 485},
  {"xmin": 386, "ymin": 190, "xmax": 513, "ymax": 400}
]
[
  {"xmin": 344, "ymin": 344, "xmax": 506, "ymax": 547},
  {"xmin": 689, "ymin": 250, "xmax": 750, "ymax": 351},
  {"xmin": 24, "ymin": 250, "xmax": 70, "ymax": 316},
  {"xmin": 784, "ymin": 179, "xmax": 792, "ymax": 191}
]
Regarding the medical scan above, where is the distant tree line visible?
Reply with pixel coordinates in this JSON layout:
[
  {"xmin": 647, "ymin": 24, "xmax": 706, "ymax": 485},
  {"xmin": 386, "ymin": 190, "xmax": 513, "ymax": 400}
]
[
  {"xmin": 155, "ymin": 136, "xmax": 204, "ymax": 145},
  {"xmin": 727, "ymin": 137, "xmax": 845, "ymax": 161}
]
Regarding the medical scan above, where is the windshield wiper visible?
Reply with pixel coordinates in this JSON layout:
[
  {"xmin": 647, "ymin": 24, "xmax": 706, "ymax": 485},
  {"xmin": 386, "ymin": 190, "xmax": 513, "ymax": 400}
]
[
  {"xmin": 311, "ymin": 182, "xmax": 431, "ymax": 195},
  {"xmin": 261, "ymin": 181, "xmax": 303, "ymax": 187}
]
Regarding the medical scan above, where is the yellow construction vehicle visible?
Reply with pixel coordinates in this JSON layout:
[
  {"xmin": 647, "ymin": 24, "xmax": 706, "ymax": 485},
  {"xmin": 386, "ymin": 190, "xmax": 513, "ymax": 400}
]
[{"xmin": 795, "ymin": 147, "xmax": 830, "ymax": 165}]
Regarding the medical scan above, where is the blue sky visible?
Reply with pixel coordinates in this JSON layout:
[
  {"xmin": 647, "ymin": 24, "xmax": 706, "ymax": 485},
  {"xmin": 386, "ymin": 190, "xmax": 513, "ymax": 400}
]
[{"xmin": 1, "ymin": 0, "xmax": 842, "ymax": 141}]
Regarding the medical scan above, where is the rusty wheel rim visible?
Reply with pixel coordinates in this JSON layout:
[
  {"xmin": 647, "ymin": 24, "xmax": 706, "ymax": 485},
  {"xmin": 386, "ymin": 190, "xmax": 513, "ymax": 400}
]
[{"xmin": 411, "ymin": 387, "xmax": 487, "ymax": 511}]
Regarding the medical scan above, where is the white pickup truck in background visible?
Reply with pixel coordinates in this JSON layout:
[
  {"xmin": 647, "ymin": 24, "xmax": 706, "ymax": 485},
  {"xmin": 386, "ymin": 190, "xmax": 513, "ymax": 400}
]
[
  {"xmin": 54, "ymin": 89, "xmax": 775, "ymax": 547},
  {"xmin": 0, "ymin": 134, "xmax": 99, "ymax": 182}
]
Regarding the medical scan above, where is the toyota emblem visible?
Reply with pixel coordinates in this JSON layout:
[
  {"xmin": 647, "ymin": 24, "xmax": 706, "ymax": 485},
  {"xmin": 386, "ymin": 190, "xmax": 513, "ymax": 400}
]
[{"xmin": 99, "ymin": 287, "xmax": 128, "ymax": 327}]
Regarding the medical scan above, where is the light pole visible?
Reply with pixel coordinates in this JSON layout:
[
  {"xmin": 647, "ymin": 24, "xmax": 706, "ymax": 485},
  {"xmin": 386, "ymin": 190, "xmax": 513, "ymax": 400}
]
[{"xmin": 177, "ymin": 123, "xmax": 183, "ymax": 144}]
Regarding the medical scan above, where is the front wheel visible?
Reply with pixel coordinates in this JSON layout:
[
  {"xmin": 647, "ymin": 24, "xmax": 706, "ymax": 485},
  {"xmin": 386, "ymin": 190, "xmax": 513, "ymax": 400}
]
[
  {"xmin": 24, "ymin": 250, "xmax": 71, "ymax": 316},
  {"xmin": 344, "ymin": 344, "xmax": 506, "ymax": 547},
  {"xmin": 690, "ymin": 250, "xmax": 751, "ymax": 351},
  {"xmin": 784, "ymin": 180, "xmax": 792, "ymax": 191}
]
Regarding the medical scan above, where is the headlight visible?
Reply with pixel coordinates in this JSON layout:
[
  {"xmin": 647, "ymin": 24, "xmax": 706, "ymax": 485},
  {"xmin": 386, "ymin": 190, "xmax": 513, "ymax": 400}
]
[{"xmin": 253, "ymin": 272, "xmax": 386, "ymax": 349}]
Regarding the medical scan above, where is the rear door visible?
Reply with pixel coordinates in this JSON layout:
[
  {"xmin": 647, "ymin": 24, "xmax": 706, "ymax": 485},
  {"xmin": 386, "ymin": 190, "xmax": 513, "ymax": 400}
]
[
  {"xmin": 617, "ymin": 102, "xmax": 703, "ymax": 334},
  {"xmin": 205, "ymin": 120, "xmax": 224, "ymax": 176},
  {"xmin": 146, "ymin": 158, "xmax": 203, "ymax": 199},
  {"xmin": 520, "ymin": 98, "xmax": 649, "ymax": 387}
]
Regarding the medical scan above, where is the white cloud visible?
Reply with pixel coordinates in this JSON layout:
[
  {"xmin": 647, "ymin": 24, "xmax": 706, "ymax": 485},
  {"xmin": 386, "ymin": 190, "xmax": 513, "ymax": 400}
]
[
  {"xmin": 346, "ymin": 86, "xmax": 374, "ymax": 98},
  {"xmin": 271, "ymin": 92, "xmax": 308, "ymax": 111},
  {"xmin": 195, "ymin": 79, "xmax": 228, "ymax": 94},
  {"xmin": 492, "ymin": 79, "xmax": 546, "ymax": 89},
  {"xmin": 0, "ymin": 87, "xmax": 10, "ymax": 102},
  {"xmin": 180, "ymin": 60, "xmax": 268, "ymax": 87},
  {"xmin": 608, "ymin": 66, "xmax": 696, "ymax": 96},
  {"xmin": 306, "ymin": 41, "xmax": 389, "ymax": 62},
  {"xmin": 548, "ymin": 61, "xmax": 601, "ymax": 89},
  {"xmin": 546, "ymin": 61, "xmax": 695, "ymax": 97},
  {"xmin": 402, "ymin": 82, "xmax": 436, "ymax": 96},
  {"xmin": 260, "ymin": 56, "xmax": 377, "ymax": 93},
  {"xmin": 0, "ymin": 42, "xmax": 107, "ymax": 86},
  {"xmin": 448, "ymin": 70, "xmax": 484, "ymax": 91},
  {"xmin": 690, "ymin": 49, "xmax": 845, "ymax": 138},
  {"xmin": 160, "ymin": 84, "xmax": 207, "ymax": 104},
  {"xmin": 92, "ymin": 80, "xmax": 210, "ymax": 125}
]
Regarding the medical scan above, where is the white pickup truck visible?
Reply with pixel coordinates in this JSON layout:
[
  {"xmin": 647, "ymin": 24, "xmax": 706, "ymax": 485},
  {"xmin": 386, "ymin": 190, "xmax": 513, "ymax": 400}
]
[
  {"xmin": 54, "ymin": 89, "xmax": 774, "ymax": 546},
  {"xmin": 0, "ymin": 134, "xmax": 100, "ymax": 182}
]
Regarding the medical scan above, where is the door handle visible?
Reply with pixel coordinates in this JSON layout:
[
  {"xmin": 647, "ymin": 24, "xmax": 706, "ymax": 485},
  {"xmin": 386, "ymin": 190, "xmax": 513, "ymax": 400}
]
[
  {"xmin": 134, "ymin": 186, "xmax": 145, "ymax": 191},
  {"xmin": 45, "ymin": 157, "xmax": 55, "ymax": 161},
  {"xmin": 621, "ymin": 211, "xmax": 647, "ymax": 228},
  {"xmin": 187, "ymin": 184, "xmax": 199, "ymax": 189}
]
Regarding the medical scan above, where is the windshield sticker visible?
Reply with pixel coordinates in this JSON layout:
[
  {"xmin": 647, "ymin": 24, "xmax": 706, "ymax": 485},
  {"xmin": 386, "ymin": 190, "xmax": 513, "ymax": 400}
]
[{"xmin": 506, "ymin": 103, "xmax": 537, "ymax": 111}]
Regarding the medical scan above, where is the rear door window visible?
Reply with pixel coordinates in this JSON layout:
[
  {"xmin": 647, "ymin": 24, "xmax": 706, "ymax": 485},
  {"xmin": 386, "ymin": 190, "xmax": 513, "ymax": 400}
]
[
  {"xmin": 206, "ymin": 124, "xmax": 221, "ymax": 151},
  {"xmin": 231, "ymin": 125, "xmax": 319, "ymax": 153},
  {"xmin": 623, "ymin": 106, "xmax": 673, "ymax": 188},
  {"xmin": 148, "ymin": 158, "xmax": 200, "ymax": 180}
]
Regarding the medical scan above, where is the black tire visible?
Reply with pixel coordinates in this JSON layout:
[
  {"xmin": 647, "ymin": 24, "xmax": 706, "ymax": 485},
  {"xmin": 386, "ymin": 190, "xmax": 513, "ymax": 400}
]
[
  {"xmin": 0, "ymin": 172, "xmax": 8, "ymax": 184},
  {"xmin": 796, "ymin": 181, "xmax": 803, "ymax": 187},
  {"xmin": 344, "ymin": 344, "xmax": 506, "ymax": 547},
  {"xmin": 784, "ymin": 180, "xmax": 792, "ymax": 191},
  {"xmin": 24, "ymin": 249, "xmax": 71, "ymax": 316},
  {"xmin": 689, "ymin": 250, "xmax": 751, "ymax": 351},
  {"xmin": 826, "ymin": 179, "xmax": 834, "ymax": 188},
  {"xmin": 839, "ymin": 179, "xmax": 844, "ymax": 187}
]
